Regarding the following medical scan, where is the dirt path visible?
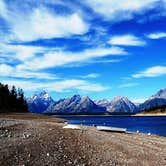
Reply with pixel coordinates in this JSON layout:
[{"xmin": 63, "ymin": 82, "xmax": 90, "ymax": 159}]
[{"xmin": 0, "ymin": 113, "xmax": 166, "ymax": 166}]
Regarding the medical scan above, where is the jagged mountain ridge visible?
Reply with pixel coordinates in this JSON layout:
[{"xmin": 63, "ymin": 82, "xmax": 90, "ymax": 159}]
[
  {"xmin": 95, "ymin": 96, "xmax": 138, "ymax": 113},
  {"xmin": 151, "ymin": 87, "xmax": 166, "ymax": 99},
  {"xmin": 27, "ymin": 91, "xmax": 54, "ymax": 113},
  {"xmin": 108, "ymin": 96, "xmax": 138, "ymax": 113},
  {"xmin": 27, "ymin": 87, "xmax": 166, "ymax": 114},
  {"xmin": 46, "ymin": 95, "xmax": 106, "ymax": 114},
  {"xmin": 27, "ymin": 93, "xmax": 106, "ymax": 114},
  {"xmin": 139, "ymin": 87, "xmax": 166, "ymax": 111}
]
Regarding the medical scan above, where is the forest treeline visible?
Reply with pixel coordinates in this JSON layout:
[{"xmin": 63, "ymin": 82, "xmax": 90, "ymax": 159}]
[{"xmin": 0, "ymin": 82, "xmax": 28, "ymax": 113}]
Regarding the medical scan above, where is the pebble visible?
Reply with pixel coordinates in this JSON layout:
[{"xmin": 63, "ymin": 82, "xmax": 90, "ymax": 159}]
[
  {"xmin": 8, "ymin": 134, "xmax": 11, "ymax": 138},
  {"xmin": 23, "ymin": 133, "xmax": 31, "ymax": 139},
  {"xmin": 46, "ymin": 153, "xmax": 50, "ymax": 157}
]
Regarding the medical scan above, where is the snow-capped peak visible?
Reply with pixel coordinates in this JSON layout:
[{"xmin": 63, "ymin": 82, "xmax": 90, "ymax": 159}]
[
  {"xmin": 139, "ymin": 87, "xmax": 166, "ymax": 111},
  {"xmin": 27, "ymin": 91, "xmax": 54, "ymax": 113},
  {"xmin": 112, "ymin": 96, "xmax": 129, "ymax": 102},
  {"xmin": 108, "ymin": 96, "xmax": 137, "ymax": 113},
  {"xmin": 151, "ymin": 87, "xmax": 166, "ymax": 99},
  {"xmin": 31, "ymin": 91, "xmax": 52, "ymax": 101},
  {"xmin": 81, "ymin": 96, "xmax": 90, "ymax": 102}
]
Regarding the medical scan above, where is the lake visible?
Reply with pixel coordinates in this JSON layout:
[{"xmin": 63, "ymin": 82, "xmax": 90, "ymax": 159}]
[{"xmin": 60, "ymin": 115, "xmax": 166, "ymax": 137}]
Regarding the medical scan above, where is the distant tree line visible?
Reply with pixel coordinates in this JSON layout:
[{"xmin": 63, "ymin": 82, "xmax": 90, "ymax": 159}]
[
  {"xmin": 0, "ymin": 83, "xmax": 28, "ymax": 113},
  {"xmin": 143, "ymin": 105, "xmax": 166, "ymax": 113}
]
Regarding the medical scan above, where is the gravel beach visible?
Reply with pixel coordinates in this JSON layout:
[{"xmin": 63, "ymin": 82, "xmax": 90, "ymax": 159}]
[{"xmin": 0, "ymin": 113, "xmax": 166, "ymax": 166}]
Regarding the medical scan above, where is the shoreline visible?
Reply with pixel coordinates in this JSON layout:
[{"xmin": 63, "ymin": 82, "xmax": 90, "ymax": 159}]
[
  {"xmin": 53, "ymin": 113, "xmax": 166, "ymax": 117},
  {"xmin": 53, "ymin": 113, "xmax": 166, "ymax": 118},
  {"xmin": 0, "ymin": 113, "xmax": 166, "ymax": 166},
  {"xmin": 135, "ymin": 113, "xmax": 166, "ymax": 116}
]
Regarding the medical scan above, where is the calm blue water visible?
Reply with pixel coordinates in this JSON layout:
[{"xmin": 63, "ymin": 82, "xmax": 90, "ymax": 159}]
[{"xmin": 60, "ymin": 116, "xmax": 166, "ymax": 137}]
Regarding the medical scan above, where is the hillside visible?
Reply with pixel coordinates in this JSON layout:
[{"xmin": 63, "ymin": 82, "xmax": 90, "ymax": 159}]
[{"xmin": 138, "ymin": 105, "xmax": 166, "ymax": 115}]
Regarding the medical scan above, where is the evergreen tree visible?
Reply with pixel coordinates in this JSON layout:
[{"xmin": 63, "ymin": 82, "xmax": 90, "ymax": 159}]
[{"xmin": 0, "ymin": 83, "xmax": 28, "ymax": 113}]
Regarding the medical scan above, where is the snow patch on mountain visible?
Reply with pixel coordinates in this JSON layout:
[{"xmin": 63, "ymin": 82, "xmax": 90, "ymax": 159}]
[
  {"xmin": 27, "ymin": 91, "xmax": 54, "ymax": 113},
  {"xmin": 45, "ymin": 95, "xmax": 106, "ymax": 114},
  {"xmin": 139, "ymin": 87, "xmax": 166, "ymax": 111}
]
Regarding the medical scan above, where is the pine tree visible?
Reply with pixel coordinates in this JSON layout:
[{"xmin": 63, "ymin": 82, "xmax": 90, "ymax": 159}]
[{"xmin": 0, "ymin": 83, "xmax": 28, "ymax": 113}]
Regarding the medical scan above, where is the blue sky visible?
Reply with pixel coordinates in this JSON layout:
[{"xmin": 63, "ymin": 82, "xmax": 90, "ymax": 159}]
[{"xmin": 0, "ymin": 0, "xmax": 166, "ymax": 103}]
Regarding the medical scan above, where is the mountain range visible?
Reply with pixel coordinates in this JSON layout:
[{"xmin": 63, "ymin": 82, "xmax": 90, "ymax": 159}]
[
  {"xmin": 27, "ymin": 87, "xmax": 166, "ymax": 114},
  {"xmin": 46, "ymin": 95, "xmax": 106, "ymax": 115},
  {"xmin": 94, "ymin": 96, "xmax": 138, "ymax": 113},
  {"xmin": 139, "ymin": 87, "xmax": 166, "ymax": 111},
  {"xmin": 27, "ymin": 91, "xmax": 54, "ymax": 113}
]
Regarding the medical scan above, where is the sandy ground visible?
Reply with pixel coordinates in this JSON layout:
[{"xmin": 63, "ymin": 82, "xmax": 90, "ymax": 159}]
[
  {"xmin": 136, "ymin": 113, "xmax": 166, "ymax": 116},
  {"xmin": 0, "ymin": 113, "xmax": 166, "ymax": 166}
]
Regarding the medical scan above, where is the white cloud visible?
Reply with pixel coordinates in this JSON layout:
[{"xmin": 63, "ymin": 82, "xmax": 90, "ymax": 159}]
[
  {"xmin": 88, "ymin": 59, "xmax": 123, "ymax": 64},
  {"xmin": 1, "ymin": 79, "xmax": 109, "ymax": 92},
  {"xmin": 108, "ymin": 35, "xmax": 146, "ymax": 46},
  {"xmin": 0, "ymin": 64, "xmax": 13, "ymax": 76},
  {"xmin": 0, "ymin": 44, "xmax": 43, "ymax": 61},
  {"xmin": 0, "ymin": 0, "xmax": 8, "ymax": 18},
  {"xmin": 1, "ymin": 3, "xmax": 89, "ymax": 41},
  {"xmin": 81, "ymin": 73, "xmax": 100, "ymax": 78},
  {"xmin": 132, "ymin": 98, "xmax": 147, "ymax": 103},
  {"xmin": 51, "ymin": 79, "xmax": 109, "ymax": 92},
  {"xmin": 119, "ymin": 83, "xmax": 139, "ymax": 88},
  {"xmin": 147, "ymin": 32, "xmax": 166, "ymax": 39},
  {"xmin": 78, "ymin": 84, "xmax": 109, "ymax": 92},
  {"xmin": 18, "ymin": 46, "xmax": 127, "ymax": 70},
  {"xmin": 84, "ymin": 0, "xmax": 162, "ymax": 20},
  {"xmin": 133, "ymin": 66, "xmax": 166, "ymax": 78},
  {"xmin": 0, "ymin": 64, "xmax": 57, "ymax": 80},
  {"xmin": 13, "ymin": 10, "xmax": 89, "ymax": 41}
]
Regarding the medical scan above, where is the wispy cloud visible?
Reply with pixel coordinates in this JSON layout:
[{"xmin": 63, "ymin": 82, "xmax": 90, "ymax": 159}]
[
  {"xmin": 0, "ymin": 64, "xmax": 57, "ymax": 80},
  {"xmin": 0, "ymin": 0, "xmax": 8, "ymax": 19},
  {"xmin": 81, "ymin": 73, "xmax": 100, "ymax": 78},
  {"xmin": 84, "ymin": 0, "xmax": 164, "ymax": 20},
  {"xmin": 132, "ymin": 66, "xmax": 166, "ymax": 78},
  {"xmin": 18, "ymin": 46, "xmax": 127, "ymax": 70},
  {"xmin": 0, "ymin": 43, "xmax": 44, "ymax": 61},
  {"xmin": 132, "ymin": 98, "xmax": 147, "ymax": 103},
  {"xmin": 119, "ymin": 83, "xmax": 139, "ymax": 88},
  {"xmin": 0, "ymin": 1, "xmax": 89, "ymax": 42},
  {"xmin": 147, "ymin": 32, "xmax": 166, "ymax": 39},
  {"xmin": 1, "ymin": 79, "xmax": 109, "ymax": 93},
  {"xmin": 0, "ymin": 64, "xmax": 13, "ymax": 76},
  {"xmin": 108, "ymin": 35, "xmax": 146, "ymax": 46}
]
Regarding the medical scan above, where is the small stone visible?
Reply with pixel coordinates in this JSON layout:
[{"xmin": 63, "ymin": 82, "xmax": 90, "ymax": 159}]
[
  {"xmin": 8, "ymin": 134, "xmax": 11, "ymax": 138},
  {"xmin": 23, "ymin": 134, "xmax": 26, "ymax": 139},
  {"xmin": 46, "ymin": 153, "xmax": 50, "ymax": 157}
]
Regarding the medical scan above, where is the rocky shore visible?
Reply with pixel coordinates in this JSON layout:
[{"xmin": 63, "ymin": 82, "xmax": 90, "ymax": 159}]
[{"xmin": 0, "ymin": 113, "xmax": 166, "ymax": 166}]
